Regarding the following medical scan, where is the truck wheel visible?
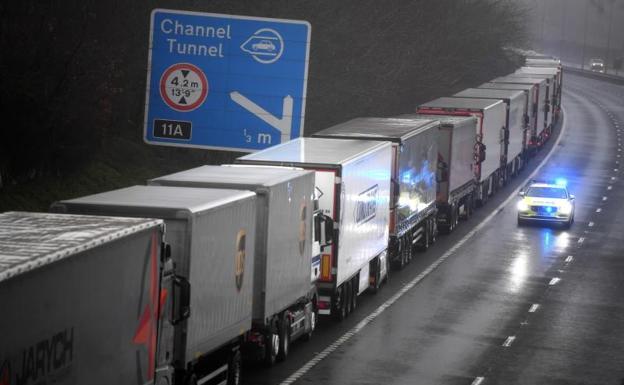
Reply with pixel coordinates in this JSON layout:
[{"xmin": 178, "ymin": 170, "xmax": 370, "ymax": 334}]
[
  {"xmin": 264, "ymin": 329, "xmax": 279, "ymax": 366},
  {"xmin": 227, "ymin": 350, "xmax": 242, "ymax": 385},
  {"xmin": 277, "ymin": 314, "xmax": 290, "ymax": 362},
  {"xmin": 345, "ymin": 281, "xmax": 352, "ymax": 316},
  {"xmin": 302, "ymin": 307, "xmax": 316, "ymax": 341},
  {"xmin": 351, "ymin": 278, "xmax": 358, "ymax": 312},
  {"xmin": 334, "ymin": 287, "xmax": 347, "ymax": 322}
]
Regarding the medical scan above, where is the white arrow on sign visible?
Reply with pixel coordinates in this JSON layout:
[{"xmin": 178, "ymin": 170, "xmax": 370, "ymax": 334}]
[{"xmin": 230, "ymin": 91, "xmax": 293, "ymax": 143}]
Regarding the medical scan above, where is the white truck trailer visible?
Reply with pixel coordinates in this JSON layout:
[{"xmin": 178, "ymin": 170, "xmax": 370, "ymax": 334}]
[
  {"xmin": 453, "ymin": 88, "xmax": 528, "ymax": 179},
  {"xmin": 478, "ymin": 82, "xmax": 535, "ymax": 156},
  {"xmin": 404, "ymin": 114, "xmax": 478, "ymax": 232},
  {"xmin": 236, "ymin": 137, "xmax": 392, "ymax": 321},
  {"xmin": 417, "ymin": 97, "xmax": 506, "ymax": 206},
  {"xmin": 513, "ymin": 70, "xmax": 558, "ymax": 133},
  {"xmin": 0, "ymin": 212, "xmax": 180, "ymax": 385},
  {"xmin": 490, "ymin": 76, "xmax": 549, "ymax": 148},
  {"xmin": 149, "ymin": 165, "xmax": 326, "ymax": 364},
  {"xmin": 312, "ymin": 117, "xmax": 439, "ymax": 269},
  {"xmin": 51, "ymin": 186, "xmax": 257, "ymax": 385}
]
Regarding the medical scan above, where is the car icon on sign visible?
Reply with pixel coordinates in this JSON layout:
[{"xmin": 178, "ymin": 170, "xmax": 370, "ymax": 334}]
[{"xmin": 252, "ymin": 40, "xmax": 276, "ymax": 52}]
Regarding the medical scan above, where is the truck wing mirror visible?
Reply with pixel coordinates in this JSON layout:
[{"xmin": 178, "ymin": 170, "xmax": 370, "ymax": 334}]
[{"xmin": 171, "ymin": 276, "xmax": 191, "ymax": 325}]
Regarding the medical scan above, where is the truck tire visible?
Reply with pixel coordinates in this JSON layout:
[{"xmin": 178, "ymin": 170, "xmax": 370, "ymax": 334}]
[
  {"xmin": 277, "ymin": 314, "xmax": 290, "ymax": 362},
  {"xmin": 345, "ymin": 281, "xmax": 352, "ymax": 316},
  {"xmin": 227, "ymin": 350, "xmax": 242, "ymax": 385},
  {"xmin": 350, "ymin": 277, "xmax": 358, "ymax": 312},
  {"xmin": 264, "ymin": 328, "xmax": 279, "ymax": 366},
  {"xmin": 334, "ymin": 287, "xmax": 347, "ymax": 322}
]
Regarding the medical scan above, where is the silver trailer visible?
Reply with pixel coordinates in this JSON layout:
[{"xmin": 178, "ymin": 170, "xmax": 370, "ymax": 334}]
[
  {"xmin": 490, "ymin": 76, "xmax": 549, "ymax": 147},
  {"xmin": 149, "ymin": 165, "xmax": 322, "ymax": 364},
  {"xmin": 406, "ymin": 115, "xmax": 478, "ymax": 232},
  {"xmin": 51, "ymin": 186, "xmax": 257, "ymax": 385},
  {"xmin": 514, "ymin": 69, "xmax": 558, "ymax": 129},
  {"xmin": 478, "ymin": 82, "xmax": 535, "ymax": 154},
  {"xmin": 417, "ymin": 97, "xmax": 506, "ymax": 205},
  {"xmin": 518, "ymin": 65, "xmax": 563, "ymax": 119},
  {"xmin": 236, "ymin": 137, "xmax": 392, "ymax": 321},
  {"xmin": 0, "ymin": 212, "xmax": 175, "ymax": 385},
  {"xmin": 453, "ymin": 88, "xmax": 527, "ymax": 179},
  {"xmin": 312, "ymin": 117, "xmax": 439, "ymax": 269}
]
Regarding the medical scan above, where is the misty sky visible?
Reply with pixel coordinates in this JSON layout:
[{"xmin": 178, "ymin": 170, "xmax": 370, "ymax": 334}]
[{"xmin": 521, "ymin": 0, "xmax": 624, "ymax": 65}]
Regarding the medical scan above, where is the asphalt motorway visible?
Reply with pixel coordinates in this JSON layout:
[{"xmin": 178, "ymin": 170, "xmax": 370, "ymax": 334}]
[{"xmin": 243, "ymin": 72, "xmax": 624, "ymax": 385}]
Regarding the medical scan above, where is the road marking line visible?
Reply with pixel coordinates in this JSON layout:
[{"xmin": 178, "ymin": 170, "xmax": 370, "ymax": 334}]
[
  {"xmin": 578, "ymin": 237, "xmax": 585, "ymax": 244},
  {"xmin": 603, "ymin": 196, "xmax": 608, "ymax": 201},
  {"xmin": 277, "ymin": 104, "xmax": 570, "ymax": 385},
  {"xmin": 608, "ymin": 185, "xmax": 612, "ymax": 190},
  {"xmin": 502, "ymin": 336, "xmax": 516, "ymax": 347},
  {"xmin": 565, "ymin": 255, "xmax": 574, "ymax": 263},
  {"xmin": 472, "ymin": 377, "xmax": 485, "ymax": 385},
  {"xmin": 549, "ymin": 277, "xmax": 561, "ymax": 286},
  {"xmin": 596, "ymin": 208, "xmax": 602, "ymax": 212},
  {"xmin": 529, "ymin": 304, "xmax": 540, "ymax": 313},
  {"xmin": 588, "ymin": 221, "xmax": 594, "ymax": 227}
]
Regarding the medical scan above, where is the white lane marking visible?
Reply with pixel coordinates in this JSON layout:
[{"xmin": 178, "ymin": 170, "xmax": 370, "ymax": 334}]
[
  {"xmin": 565, "ymin": 255, "xmax": 574, "ymax": 263},
  {"xmin": 578, "ymin": 237, "xmax": 585, "ymax": 244},
  {"xmin": 588, "ymin": 221, "xmax": 594, "ymax": 227},
  {"xmin": 278, "ymin": 105, "xmax": 570, "ymax": 385},
  {"xmin": 529, "ymin": 304, "xmax": 540, "ymax": 313},
  {"xmin": 549, "ymin": 277, "xmax": 561, "ymax": 286},
  {"xmin": 603, "ymin": 196, "xmax": 608, "ymax": 201},
  {"xmin": 596, "ymin": 208, "xmax": 602, "ymax": 213},
  {"xmin": 615, "ymin": 169, "xmax": 619, "ymax": 172},
  {"xmin": 608, "ymin": 185, "xmax": 612, "ymax": 190},
  {"xmin": 472, "ymin": 377, "xmax": 485, "ymax": 385},
  {"xmin": 502, "ymin": 336, "xmax": 516, "ymax": 347}
]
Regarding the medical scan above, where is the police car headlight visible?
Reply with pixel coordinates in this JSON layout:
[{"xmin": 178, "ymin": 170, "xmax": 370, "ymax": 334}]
[
  {"xmin": 559, "ymin": 201, "xmax": 573, "ymax": 214},
  {"xmin": 517, "ymin": 200, "xmax": 529, "ymax": 211}
]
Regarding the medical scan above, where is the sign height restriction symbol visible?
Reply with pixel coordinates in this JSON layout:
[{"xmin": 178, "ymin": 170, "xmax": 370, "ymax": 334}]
[{"xmin": 159, "ymin": 63, "xmax": 208, "ymax": 112}]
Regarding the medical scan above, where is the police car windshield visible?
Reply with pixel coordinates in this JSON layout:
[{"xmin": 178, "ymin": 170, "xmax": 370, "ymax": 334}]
[{"xmin": 526, "ymin": 186, "xmax": 567, "ymax": 199}]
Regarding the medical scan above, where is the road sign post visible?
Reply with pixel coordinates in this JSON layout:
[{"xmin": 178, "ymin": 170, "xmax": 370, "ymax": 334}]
[{"xmin": 144, "ymin": 9, "xmax": 311, "ymax": 152}]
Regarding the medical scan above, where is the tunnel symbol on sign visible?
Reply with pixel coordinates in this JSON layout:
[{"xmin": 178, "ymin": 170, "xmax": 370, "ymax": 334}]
[{"xmin": 240, "ymin": 28, "xmax": 284, "ymax": 64}]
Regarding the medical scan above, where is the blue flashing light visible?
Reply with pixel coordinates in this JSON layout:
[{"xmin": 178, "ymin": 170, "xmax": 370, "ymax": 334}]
[
  {"xmin": 555, "ymin": 178, "xmax": 567, "ymax": 187},
  {"xmin": 546, "ymin": 206, "xmax": 553, "ymax": 213}
]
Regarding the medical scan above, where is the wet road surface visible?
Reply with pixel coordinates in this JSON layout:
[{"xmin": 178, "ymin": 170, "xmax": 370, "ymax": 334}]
[{"xmin": 243, "ymin": 72, "xmax": 624, "ymax": 385}]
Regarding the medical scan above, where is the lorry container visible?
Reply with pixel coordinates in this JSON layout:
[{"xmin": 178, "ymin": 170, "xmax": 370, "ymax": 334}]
[
  {"xmin": 312, "ymin": 117, "xmax": 439, "ymax": 269},
  {"xmin": 0, "ymin": 212, "xmax": 178, "ymax": 385},
  {"xmin": 51, "ymin": 186, "xmax": 257, "ymax": 385},
  {"xmin": 149, "ymin": 165, "xmax": 325, "ymax": 364},
  {"xmin": 515, "ymin": 68, "xmax": 560, "ymax": 125},
  {"xmin": 520, "ymin": 64, "xmax": 563, "ymax": 119},
  {"xmin": 236, "ymin": 137, "xmax": 392, "ymax": 321},
  {"xmin": 490, "ymin": 76, "xmax": 549, "ymax": 147},
  {"xmin": 453, "ymin": 88, "xmax": 527, "ymax": 179},
  {"xmin": 478, "ymin": 82, "xmax": 536, "ymax": 155},
  {"xmin": 399, "ymin": 114, "xmax": 478, "ymax": 233},
  {"xmin": 417, "ymin": 97, "xmax": 506, "ymax": 206}
]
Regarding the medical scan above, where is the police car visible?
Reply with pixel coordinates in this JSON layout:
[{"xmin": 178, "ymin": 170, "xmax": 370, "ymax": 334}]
[{"xmin": 517, "ymin": 179, "xmax": 575, "ymax": 228}]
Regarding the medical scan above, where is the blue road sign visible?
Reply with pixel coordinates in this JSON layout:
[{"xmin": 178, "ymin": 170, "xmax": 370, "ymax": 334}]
[{"xmin": 144, "ymin": 9, "xmax": 311, "ymax": 152}]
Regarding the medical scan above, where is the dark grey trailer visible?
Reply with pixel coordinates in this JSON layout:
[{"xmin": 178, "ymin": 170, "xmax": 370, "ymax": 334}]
[
  {"xmin": 0, "ymin": 212, "xmax": 174, "ymax": 385},
  {"xmin": 52, "ymin": 186, "xmax": 257, "ymax": 385},
  {"xmin": 312, "ymin": 117, "xmax": 439, "ymax": 268}
]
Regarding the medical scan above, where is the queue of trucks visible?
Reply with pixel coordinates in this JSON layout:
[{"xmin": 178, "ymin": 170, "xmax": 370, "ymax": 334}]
[{"xmin": 0, "ymin": 55, "xmax": 562, "ymax": 385}]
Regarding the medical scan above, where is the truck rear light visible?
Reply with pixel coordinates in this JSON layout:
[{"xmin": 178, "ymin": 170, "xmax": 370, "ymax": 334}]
[
  {"xmin": 320, "ymin": 254, "xmax": 332, "ymax": 281},
  {"xmin": 317, "ymin": 300, "xmax": 330, "ymax": 310}
]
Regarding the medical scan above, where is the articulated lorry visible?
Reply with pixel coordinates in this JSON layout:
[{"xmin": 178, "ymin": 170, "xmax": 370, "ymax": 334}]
[
  {"xmin": 417, "ymin": 97, "xmax": 506, "ymax": 206},
  {"xmin": 403, "ymin": 114, "xmax": 478, "ymax": 233},
  {"xmin": 149, "ymin": 165, "xmax": 327, "ymax": 364},
  {"xmin": 453, "ymin": 88, "xmax": 528, "ymax": 179},
  {"xmin": 237, "ymin": 137, "xmax": 391, "ymax": 320},
  {"xmin": 490, "ymin": 76, "xmax": 549, "ymax": 148},
  {"xmin": 478, "ymin": 82, "xmax": 536, "ymax": 155},
  {"xmin": 312, "ymin": 117, "xmax": 438, "ymax": 269},
  {"xmin": 52, "ymin": 186, "xmax": 257, "ymax": 385},
  {"xmin": 0, "ymin": 212, "xmax": 183, "ymax": 385}
]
